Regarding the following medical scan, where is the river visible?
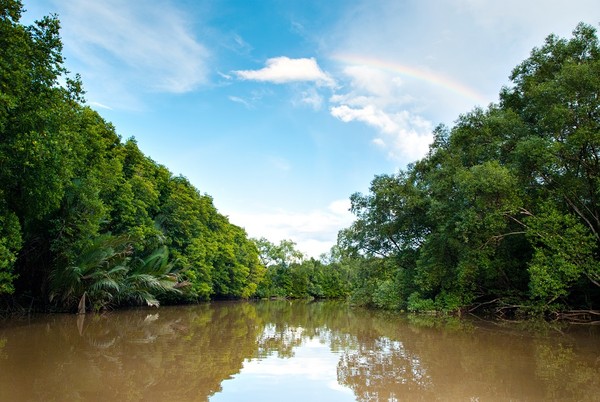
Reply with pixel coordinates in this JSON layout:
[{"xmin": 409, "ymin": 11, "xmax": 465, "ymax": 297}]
[{"xmin": 0, "ymin": 300, "xmax": 598, "ymax": 401}]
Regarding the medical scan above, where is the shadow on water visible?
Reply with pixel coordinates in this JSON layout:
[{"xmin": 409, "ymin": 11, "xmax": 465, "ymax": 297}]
[{"xmin": 0, "ymin": 300, "xmax": 598, "ymax": 401}]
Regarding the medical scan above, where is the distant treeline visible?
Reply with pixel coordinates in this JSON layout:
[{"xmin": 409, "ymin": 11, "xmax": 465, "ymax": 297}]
[{"xmin": 1, "ymin": 1, "xmax": 598, "ymax": 316}]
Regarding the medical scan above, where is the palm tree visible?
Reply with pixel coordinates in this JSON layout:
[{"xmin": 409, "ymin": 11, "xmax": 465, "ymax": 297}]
[
  {"xmin": 49, "ymin": 234, "xmax": 131, "ymax": 312},
  {"xmin": 117, "ymin": 245, "xmax": 181, "ymax": 307},
  {"xmin": 50, "ymin": 234, "xmax": 184, "ymax": 312}
]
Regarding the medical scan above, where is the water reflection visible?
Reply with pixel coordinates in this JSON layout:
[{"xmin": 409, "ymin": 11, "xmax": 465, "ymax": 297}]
[
  {"xmin": 0, "ymin": 301, "xmax": 598, "ymax": 401},
  {"xmin": 0, "ymin": 303, "xmax": 264, "ymax": 401},
  {"xmin": 338, "ymin": 337, "xmax": 432, "ymax": 401},
  {"xmin": 335, "ymin": 312, "xmax": 600, "ymax": 401}
]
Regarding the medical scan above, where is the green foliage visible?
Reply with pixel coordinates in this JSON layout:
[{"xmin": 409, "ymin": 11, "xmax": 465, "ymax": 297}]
[
  {"xmin": 0, "ymin": 1, "xmax": 81, "ymax": 296},
  {"xmin": 253, "ymin": 238, "xmax": 350, "ymax": 299},
  {"xmin": 406, "ymin": 292, "xmax": 435, "ymax": 313},
  {"xmin": 118, "ymin": 245, "xmax": 180, "ymax": 308},
  {"xmin": 526, "ymin": 205, "xmax": 597, "ymax": 302},
  {"xmin": 254, "ymin": 237, "xmax": 304, "ymax": 267},
  {"xmin": 0, "ymin": 6, "xmax": 81, "ymax": 224},
  {"xmin": 338, "ymin": 23, "xmax": 600, "ymax": 315},
  {"xmin": 0, "ymin": 2, "xmax": 264, "ymax": 310},
  {"xmin": 0, "ymin": 202, "xmax": 21, "ymax": 294},
  {"xmin": 49, "ymin": 234, "xmax": 183, "ymax": 312},
  {"xmin": 372, "ymin": 279, "xmax": 402, "ymax": 310},
  {"xmin": 49, "ymin": 234, "xmax": 131, "ymax": 311}
]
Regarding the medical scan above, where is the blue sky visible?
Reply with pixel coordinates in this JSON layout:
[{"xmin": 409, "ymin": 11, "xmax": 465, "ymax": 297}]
[{"xmin": 23, "ymin": 0, "xmax": 600, "ymax": 257}]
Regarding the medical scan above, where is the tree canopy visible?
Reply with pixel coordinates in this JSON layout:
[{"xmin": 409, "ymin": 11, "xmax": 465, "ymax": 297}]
[
  {"xmin": 338, "ymin": 23, "xmax": 600, "ymax": 315},
  {"xmin": 0, "ymin": 1, "xmax": 263, "ymax": 312}
]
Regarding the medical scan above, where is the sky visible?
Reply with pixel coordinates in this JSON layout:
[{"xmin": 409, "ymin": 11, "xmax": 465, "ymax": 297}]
[{"xmin": 22, "ymin": 0, "xmax": 600, "ymax": 257}]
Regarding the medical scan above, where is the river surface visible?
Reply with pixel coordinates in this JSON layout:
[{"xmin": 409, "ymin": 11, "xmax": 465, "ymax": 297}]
[{"xmin": 0, "ymin": 300, "xmax": 598, "ymax": 401}]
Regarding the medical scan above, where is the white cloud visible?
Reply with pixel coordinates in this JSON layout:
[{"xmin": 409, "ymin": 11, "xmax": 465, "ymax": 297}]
[
  {"xmin": 218, "ymin": 71, "xmax": 233, "ymax": 80},
  {"xmin": 294, "ymin": 87, "xmax": 324, "ymax": 110},
  {"xmin": 228, "ymin": 200, "xmax": 354, "ymax": 258},
  {"xmin": 341, "ymin": 65, "xmax": 403, "ymax": 105},
  {"xmin": 331, "ymin": 105, "xmax": 433, "ymax": 162},
  {"xmin": 328, "ymin": 65, "xmax": 413, "ymax": 111},
  {"xmin": 325, "ymin": 61, "xmax": 434, "ymax": 164},
  {"xmin": 53, "ymin": 0, "xmax": 209, "ymax": 108},
  {"xmin": 331, "ymin": 104, "xmax": 396, "ymax": 134},
  {"xmin": 328, "ymin": 199, "xmax": 351, "ymax": 216},
  {"xmin": 88, "ymin": 101, "xmax": 113, "ymax": 110},
  {"xmin": 228, "ymin": 95, "xmax": 254, "ymax": 109},
  {"xmin": 328, "ymin": 0, "xmax": 600, "ymax": 116},
  {"xmin": 234, "ymin": 57, "xmax": 336, "ymax": 87},
  {"xmin": 372, "ymin": 137, "xmax": 386, "ymax": 147},
  {"xmin": 455, "ymin": 0, "xmax": 600, "ymax": 37},
  {"xmin": 330, "ymin": 104, "xmax": 433, "ymax": 162}
]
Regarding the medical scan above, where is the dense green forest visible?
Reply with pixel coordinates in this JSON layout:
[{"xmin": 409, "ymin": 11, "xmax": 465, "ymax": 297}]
[
  {"xmin": 337, "ymin": 22, "xmax": 600, "ymax": 316},
  {"xmin": 1, "ymin": 1, "xmax": 599, "ymax": 317},
  {"xmin": 0, "ymin": 2, "xmax": 264, "ymax": 312}
]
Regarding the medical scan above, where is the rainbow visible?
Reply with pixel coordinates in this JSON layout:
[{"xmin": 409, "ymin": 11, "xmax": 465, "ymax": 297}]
[{"xmin": 331, "ymin": 53, "xmax": 487, "ymax": 105}]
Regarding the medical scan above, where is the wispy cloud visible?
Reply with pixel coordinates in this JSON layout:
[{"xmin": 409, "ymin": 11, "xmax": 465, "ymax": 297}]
[
  {"xmin": 234, "ymin": 57, "xmax": 335, "ymax": 87},
  {"xmin": 88, "ymin": 101, "xmax": 113, "ymax": 111},
  {"xmin": 293, "ymin": 87, "xmax": 324, "ymax": 111},
  {"xmin": 226, "ymin": 32, "xmax": 253, "ymax": 55},
  {"xmin": 228, "ymin": 95, "xmax": 254, "ymax": 109},
  {"xmin": 54, "ymin": 0, "xmax": 209, "ymax": 108},
  {"xmin": 227, "ymin": 88, "xmax": 273, "ymax": 109},
  {"xmin": 217, "ymin": 71, "xmax": 233, "ymax": 80}
]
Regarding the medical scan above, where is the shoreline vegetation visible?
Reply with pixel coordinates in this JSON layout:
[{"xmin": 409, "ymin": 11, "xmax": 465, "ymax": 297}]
[{"xmin": 1, "ymin": 1, "xmax": 599, "ymax": 321}]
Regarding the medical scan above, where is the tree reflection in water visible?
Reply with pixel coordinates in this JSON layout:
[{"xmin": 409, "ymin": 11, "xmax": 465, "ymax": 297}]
[
  {"xmin": 0, "ymin": 301, "xmax": 598, "ymax": 401},
  {"xmin": 0, "ymin": 303, "xmax": 265, "ymax": 401},
  {"xmin": 337, "ymin": 337, "xmax": 433, "ymax": 401}
]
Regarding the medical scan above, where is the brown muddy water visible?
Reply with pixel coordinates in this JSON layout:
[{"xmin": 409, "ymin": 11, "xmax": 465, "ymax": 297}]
[{"xmin": 0, "ymin": 300, "xmax": 598, "ymax": 401}]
